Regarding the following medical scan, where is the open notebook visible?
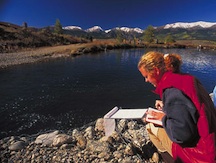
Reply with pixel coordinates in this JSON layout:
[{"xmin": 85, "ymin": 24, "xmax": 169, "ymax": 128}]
[
  {"xmin": 103, "ymin": 106, "xmax": 163, "ymax": 137},
  {"xmin": 104, "ymin": 106, "xmax": 163, "ymax": 125},
  {"xmin": 104, "ymin": 106, "xmax": 147, "ymax": 119}
]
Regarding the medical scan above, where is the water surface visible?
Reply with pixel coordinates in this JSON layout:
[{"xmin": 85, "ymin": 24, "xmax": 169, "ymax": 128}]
[{"xmin": 0, "ymin": 48, "xmax": 215, "ymax": 138}]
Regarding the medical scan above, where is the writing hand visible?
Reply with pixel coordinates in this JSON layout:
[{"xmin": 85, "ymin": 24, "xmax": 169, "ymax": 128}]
[
  {"xmin": 147, "ymin": 110, "xmax": 165, "ymax": 121},
  {"xmin": 155, "ymin": 100, "xmax": 163, "ymax": 110}
]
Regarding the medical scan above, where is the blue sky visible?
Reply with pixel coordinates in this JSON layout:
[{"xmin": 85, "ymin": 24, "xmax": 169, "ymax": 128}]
[{"xmin": 1, "ymin": 0, "xmax": 216, "ymax": 30}]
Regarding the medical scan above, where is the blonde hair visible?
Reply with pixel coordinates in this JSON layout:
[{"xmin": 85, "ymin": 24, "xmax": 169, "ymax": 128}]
[
  {"xmin": 164, "ymin": 53, "xmax": 182, "ymax": 73},
  {"xmin": 138, "ymin": 51, "xmax": 165, "ymax": 75}
]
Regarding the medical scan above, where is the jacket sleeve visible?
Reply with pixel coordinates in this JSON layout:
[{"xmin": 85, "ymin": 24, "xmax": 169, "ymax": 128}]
[{"xmin": 162, "ymin": 88, "xmax": 199, "ymax": 145}]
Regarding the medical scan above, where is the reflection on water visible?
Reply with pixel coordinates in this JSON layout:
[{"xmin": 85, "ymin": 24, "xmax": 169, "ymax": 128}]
[
  {"xmin": 181, "ymin": 50, "xmax": 216, "ymax": 71},
  {"xmin": 0, "ymin": 48, "xmax": 215, "ymax": 138},
  {"xmin": 158, "ymin": 48, "xmax": 216, "ymax": 91}
]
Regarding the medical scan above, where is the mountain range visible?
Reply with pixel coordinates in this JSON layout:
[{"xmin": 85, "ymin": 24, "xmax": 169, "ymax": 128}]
[
  {"xmin": 1, "ymin": 21, "xmax": 216, "ymax": 53},
  {"xmin": 63, "ymin": 21, "xmax": 216, "ymax": 41},
  {"xmin": 64, "ymin": 21, "xmax": 216, "ymax": 32}
]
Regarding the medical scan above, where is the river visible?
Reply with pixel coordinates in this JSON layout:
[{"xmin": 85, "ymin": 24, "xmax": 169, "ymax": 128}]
[{"xmin": 0, "ymin": 48, "xmax": 215, "ymax": 138}]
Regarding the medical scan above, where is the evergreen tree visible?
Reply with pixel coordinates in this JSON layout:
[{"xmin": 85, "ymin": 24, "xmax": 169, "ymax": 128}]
[
  {"xmin": 164, "ymin": 34, "xmax": 175, "ymax": 44},
  {"xmin": 23, "ymin": 22, "xmax": 28, "ymax": 29},
  {"xmin": 116, "ymin": 30, "xmax": 123, "ymax": 43},
  {"xmin": 143, "ymin": 25, "xmax": 154, "ymax": 43},
  {"xmin": 133, "ymin": 36, "xmax": 137, "ymax": 46},
  {"xmin": 54, "ymin": 19, "xmax": 63, "ymax": 34}
]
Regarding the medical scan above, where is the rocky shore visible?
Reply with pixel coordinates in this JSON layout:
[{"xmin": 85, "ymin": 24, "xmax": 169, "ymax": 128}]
[
  {"xmin": 0, "ymin": 118, "xmax": 163, "ymax": 163},
  {"xmin": 0, "ymin": 40, "xmax": 135, "ymax": 68}
]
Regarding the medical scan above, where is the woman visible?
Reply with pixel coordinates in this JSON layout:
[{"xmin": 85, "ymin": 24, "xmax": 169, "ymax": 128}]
[
  {"xmin": 138, "ymin": 51, "xmax": 216, "ymax": 162},
  {"xmin": 155, "ymin": 53, "xmax": 182, "ymax": 110},
  {"xmin": 164, "ymin": 53, "xmax": 182, "ymax": 73}
]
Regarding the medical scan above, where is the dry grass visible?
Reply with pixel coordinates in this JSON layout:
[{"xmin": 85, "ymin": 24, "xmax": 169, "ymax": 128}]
[
  {"xmin": 176, "ymin": 40, "xmax": 216, "ymax": 48},
  {"xmin": 0, "ymin": 39, "xmax": 120, "ymax": 68}
]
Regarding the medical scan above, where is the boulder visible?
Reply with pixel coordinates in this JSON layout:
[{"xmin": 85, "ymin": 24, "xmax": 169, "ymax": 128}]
[
  {"xmin": 52, "ymin": 134, "xmax": 73, "ymax": 147},
  {"xmin": 35, "ymin": 130, "xmax": 59, "ymax": 146},
  {"xmin": 9, "ymin": 140, "xmax": 26, "ymax": 151}
]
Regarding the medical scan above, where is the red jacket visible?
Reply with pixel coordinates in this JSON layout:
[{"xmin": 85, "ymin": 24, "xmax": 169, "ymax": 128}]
[{"xmin": 155, "ymin": 72, "xmax": 216, "ymax": 163}]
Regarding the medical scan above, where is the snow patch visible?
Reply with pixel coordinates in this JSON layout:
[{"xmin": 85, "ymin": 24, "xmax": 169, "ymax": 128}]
[
  {"xmin": 164, "ymin": 21, "xmax": 216, "ymax": 29},
  {"xmin": 63, "ymin": 26, "xmax": 82, "ymax": 30}
]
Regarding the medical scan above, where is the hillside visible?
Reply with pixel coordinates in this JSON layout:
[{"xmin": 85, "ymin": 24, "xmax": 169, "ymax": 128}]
[
  {"xmin": 0, "ymin": 22, "xmax": 89, "ymax": 53},
  {"xmin": 1, "ymin": 21, "xmax": 216, "ymax": 54},
  {"xmin": 155, "ymin": 27, "xmax": 216, "ymax": 41}
]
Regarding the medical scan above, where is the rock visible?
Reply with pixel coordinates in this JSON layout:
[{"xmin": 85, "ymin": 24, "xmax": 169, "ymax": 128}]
[
  {"xmin": 9, "ymin": 140, "xmax": 26, "ymax": 151},
  {"xmin": 9, "ymin": 136, "xmax": 15, "ymax": 142},
  {"xmin": 99, "ymin": 135, "xmax": 113, "ymax": 144},
  {"xmin": 127, "ymin": 121, "xmax": 137, "ymax": 130},
  {"xmin": 122, "ymin": 157, "xmax": 135, "ymax": 163},
  {"xmin": 111, "ymin": 131, "xmax": 121, "ymax": 142},
  {"xmin": 124, "ymin": 143, "xmax": 134, "ymax": 156},
  {"xmin": 59, "ymin": 144, "xmax": 73, "ymax": 149},
  {"xmin": 52, "ymin": 134, "xmax": 73, "ymax": 147},
  {"xmin": 117, "ymin": 119, "xmax": 127, "ymax": 132},
  {"xmin": 113, "ymin": 151, "xmax": 123, "ymax": 159},
  {"xmin": 76, "ymin": 135, "xmax": 87, "ymax": 149},
  {"xmin": 72, "ymin": 129, "xmax": 80, "ymax": 139},
  {"xmin": 20, "ymin": 137, "xmax": 28, "ymax": 143},
  {"xmin": 98, "ymin": 151, "xmax": 111, "ymax": 160},
  {"xmin": 86, "ymin": 140, "xmax": 110, "ymax": 153},
  {"xmin": 95, "ymin": 118, "xmax": 104, "ymax": 132},
  {"xmin": 84, "ymin": 126, "xmax": 95, "ymax": 139},
  {"xmin": 35, "ymin": 130, "xmax": 59, "ymax": 146}
]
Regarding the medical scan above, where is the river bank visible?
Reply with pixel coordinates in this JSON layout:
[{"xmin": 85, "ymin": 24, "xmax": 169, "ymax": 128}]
[
  {"xmin": 0, "ymin": 40, "xmax": 117, "ymax": 68},
  {"xmin": 2, "ymin": 39, "xmax": 214, "ymax": 69}
]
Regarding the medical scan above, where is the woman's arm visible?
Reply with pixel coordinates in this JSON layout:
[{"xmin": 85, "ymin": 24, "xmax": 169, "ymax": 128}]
[{"xmin": 162, "ymin": 88, "xmax": 199, "ymax": 145}]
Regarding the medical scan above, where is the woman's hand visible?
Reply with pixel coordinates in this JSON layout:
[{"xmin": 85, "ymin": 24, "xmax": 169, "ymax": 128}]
[
  {"xmin": 155, "ymin": 100, "xmax": 163, "ymax": 110},
  {"xmin": 147, "ymin": 109, "xmax": 165, "ymax": 121},
  {"xmin": 142, "ymin": 116, "xmax": 147, "ymax": 123}
]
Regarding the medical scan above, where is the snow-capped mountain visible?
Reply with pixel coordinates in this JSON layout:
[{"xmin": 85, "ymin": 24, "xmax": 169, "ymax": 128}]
[
  {"xmin": 62, "ymin": 21, "xmax": 216, "ymax": 40},
  {"xmin": 86, "ymin": 26, "xmax": 103, "ymax": 32},
  {"xmin": 63, "ymin": 25, "xmax": 143, "ymax": 34},
  {"xmin": 112, "ymin": 27, "xmax": 143, "ymax": 33},
  {"xmin": 63, "ymin": 26, "xmax": 82, "ymax": 30},
  {"xmin": 164, "ymin": 21, "xmax": 216, "ymax": 29},
  {"xmin": 105, "ymin": 27, "xmax": 143, "ymax": 33},
  {"xmin": 63, "ymin": 21, "xmax": 216, "ymax": 33},
  {"xmin": 133, "ymin": 27, "xmax": 143, "ymax": 33}
]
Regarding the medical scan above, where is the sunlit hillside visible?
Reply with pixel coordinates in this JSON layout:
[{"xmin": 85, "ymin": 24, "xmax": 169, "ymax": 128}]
[{"xmin": 0, "ymin": 22, "xmax": 89, "ymax": 52}]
